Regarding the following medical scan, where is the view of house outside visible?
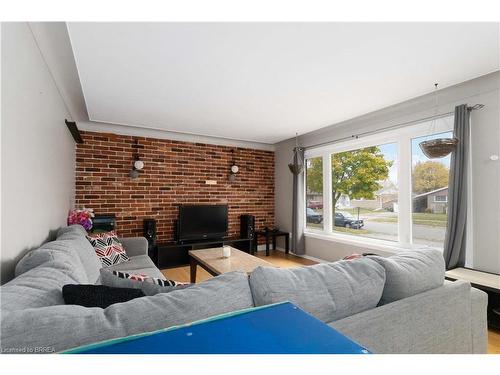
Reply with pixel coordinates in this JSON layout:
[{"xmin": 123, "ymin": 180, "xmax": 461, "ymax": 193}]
[
  {"xmin": 305, "ymin": 131, "xmax": 452, "ymax": 249},
  {"xmin": 410, "ymin": 131, "xmax": 451, "ymax": 248}
]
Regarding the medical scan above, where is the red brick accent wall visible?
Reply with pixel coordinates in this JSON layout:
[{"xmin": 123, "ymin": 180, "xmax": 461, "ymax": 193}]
[{"xmin": 75, "ymin": 131, "xmax": 274, "ymax": 242}]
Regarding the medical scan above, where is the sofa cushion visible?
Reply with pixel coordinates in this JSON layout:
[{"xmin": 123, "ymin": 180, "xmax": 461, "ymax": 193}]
[
  {"xmin": 106, "ymin": 254, "xmax": 158, "ymax": 272},
  {"xmin": 57, "ymin": 224, "xmax": 88, "ymax": 237},
  {"xmin": 15, "ymin": 241, "xmax": 88, "ymax": 283},
  {"xmin": 368, "ymin": 249, "xmax": 445, "ymax": 305},
  {"xmin": 57, "ymin": 230, "xmax": 102, "ymax": 283},
  {"xmin": 0, "ymin": 271, "xmax": 255, "ymax": 353},
  {"xmin": 1, "ymin": 260, "xmax": 89, "ymax": 312},
  {"xmin": 100, "ymin": 269, "xmax": 189, "ymax": 296},
  {"xmin": 249, "ymin": 259, "xmax": 386, "ymax": 323}
]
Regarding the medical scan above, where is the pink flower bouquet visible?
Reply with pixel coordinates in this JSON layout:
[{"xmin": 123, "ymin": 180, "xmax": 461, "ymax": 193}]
[{"xmin": 67, "ymin": 208, "xmax": 94, "ymax": 231}]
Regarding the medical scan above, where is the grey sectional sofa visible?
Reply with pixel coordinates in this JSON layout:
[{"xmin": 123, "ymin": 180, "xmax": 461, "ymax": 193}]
[{"xmin": 0, "ymin": 225, "xmax": 488, "ymax": 354}]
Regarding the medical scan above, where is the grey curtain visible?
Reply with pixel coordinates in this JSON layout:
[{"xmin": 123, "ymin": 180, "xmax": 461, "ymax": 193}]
[
  {"xmin": 291, "ymin": 147, "xmax": 305, "ymax": 255},
  {"xmin": 443, "ymin": 104, "xmax": 470, "ymax": 270}
]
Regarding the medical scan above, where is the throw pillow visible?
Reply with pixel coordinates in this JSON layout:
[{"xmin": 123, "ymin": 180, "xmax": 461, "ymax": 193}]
[
  {"xmin": 62, "ymin": 284, "xmax": 145, "ymax": 308},
  {"xmin": 86, "ymin": 231, "xmax": 129, "ymax": 267},
  {"xmin": 368, "ymin": 248, "xmax": 445, "ymax": 305},
  {"xmin": 112, "ymin": 270, "xmax": 186, "ymax": 287},
  {"xmin": 99, "ymin": 268, "xmax": 190, "ymax": 296}
]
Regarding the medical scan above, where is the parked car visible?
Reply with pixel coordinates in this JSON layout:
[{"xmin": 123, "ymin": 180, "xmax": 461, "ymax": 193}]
[
  {"xmin": 306, "ymin": 208, "xmax": 323, "ymax": 224},
  {"xmin": 307, "ymin": 200, "xmax": 323, "ymax": 209},
  {"xmin": 334, "ymin": 211, "xmax": 364, "ymax": 229}
]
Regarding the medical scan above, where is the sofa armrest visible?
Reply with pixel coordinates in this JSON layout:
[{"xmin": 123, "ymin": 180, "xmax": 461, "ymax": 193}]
[
  {"xmin": 470, "ymin": 286, "xmax": 488, "ymax": 354},
  {"xmin": 119, "ymin": 237, "xmax": 148, "ymax": 257},
  {"xmin": 330, "ymin": 280, "xmax": 485, "ymax": 353}
]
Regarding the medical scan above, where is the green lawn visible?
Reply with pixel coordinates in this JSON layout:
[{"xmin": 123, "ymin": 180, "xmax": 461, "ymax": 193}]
[
  {"xmin": 412, "ymin": 213, "xmax": 447, "ymax": 227},
  {"xmin": 371, "ymin": 212, "xmax": 447, "ymax": 227},
  {"xmin": 339, "ymin": 207, "xmax": 377, "ymax": 215}
]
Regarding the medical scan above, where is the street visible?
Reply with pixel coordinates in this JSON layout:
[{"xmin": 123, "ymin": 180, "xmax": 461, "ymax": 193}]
[
  {"xmin": 360, "ymin": 220, "xmax": 445, "ymax": 248},
  {"xmin": 332, "ymin": 210, "xmax": 446, "ymax": 248}
]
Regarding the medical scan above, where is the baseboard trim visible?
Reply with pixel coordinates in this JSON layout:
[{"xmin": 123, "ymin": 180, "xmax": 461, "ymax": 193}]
[
  {"xmin": 255, "ymin": 245, "xmax": 285, "ymax": 252},
  {"xmin": 254, "ymin": 246, "xmax": 327, "ymax": 264},
  {"xmin": 296, "ymin": 254, "xmax": 328, "ymax": 264}
]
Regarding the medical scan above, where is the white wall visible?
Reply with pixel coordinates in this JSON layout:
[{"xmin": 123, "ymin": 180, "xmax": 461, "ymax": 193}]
[
  {"xmin": 275, "ymin": 71, "xmax": 500, "ymax": 273},
  {"xmin": 28, "ymin": 22, "xmax": 89, "ymax": 121},
  {"xmin": 1, "ymin": 23, "xmax": 76, "ymax": 284}
]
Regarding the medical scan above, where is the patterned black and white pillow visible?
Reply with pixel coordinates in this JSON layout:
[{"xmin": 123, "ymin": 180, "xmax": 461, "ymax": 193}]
[
  {"xmin": 111, "ymin": 271, "xmax": 185, "ymax": 287},
  {"xmin": 86, "ymin": 231, "xmax": 129, "ymax": 267}
]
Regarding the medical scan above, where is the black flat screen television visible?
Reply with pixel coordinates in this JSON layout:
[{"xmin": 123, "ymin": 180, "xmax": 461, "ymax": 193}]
[{"xmin": 178, "ymin": 204, "xmax": 228, "ymax": 241}]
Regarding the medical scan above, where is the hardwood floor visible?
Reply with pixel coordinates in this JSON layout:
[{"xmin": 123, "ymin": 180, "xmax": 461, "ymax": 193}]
[
  {"xmin": 161, "ymin": 250, "xmax": 500, "ymax": 354},
  {"xmin": 161, "ymin": 249, "xmax": 316, "ymax": 283},
  {"xmin": 488, "ymin": 328, "xmax": 500, "ymax": 354}
]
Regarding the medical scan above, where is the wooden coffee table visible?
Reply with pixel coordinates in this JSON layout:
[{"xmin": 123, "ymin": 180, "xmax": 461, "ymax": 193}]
[{"xmin": 189, "ymin": 247, "xmax": 276, "ymax": 283}]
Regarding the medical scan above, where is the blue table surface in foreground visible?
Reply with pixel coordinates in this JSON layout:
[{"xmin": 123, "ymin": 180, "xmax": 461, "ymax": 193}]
[{"xmin": 65, "ymin": 302, "xmax": 370, "ymax": 354}]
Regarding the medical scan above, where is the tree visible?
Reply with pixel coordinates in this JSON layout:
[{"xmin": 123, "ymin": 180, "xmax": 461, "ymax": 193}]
[
  {"xmin": 412, "ymin": 161, "xmax": 449, "ymax": 194},
  {"xmin": 305, "ymin": 146, "xmax": 392, "ymax": 217},
  {"xmin": 331, "ymin": 147, "xmax": 391, "ymax": 216},
  {"xmin": 305, "ymin": 157, "xmax": 323, "ymax": 194}
]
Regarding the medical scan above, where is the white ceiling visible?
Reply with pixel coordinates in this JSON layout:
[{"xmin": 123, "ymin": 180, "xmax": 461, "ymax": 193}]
[{"xmin": 67, "ymin": 22, "xmax": 499, "ymax": 144}]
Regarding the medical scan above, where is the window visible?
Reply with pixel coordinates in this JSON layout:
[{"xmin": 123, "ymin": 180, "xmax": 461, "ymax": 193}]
[
  {"xmin": 331, "ymin": 143, "xmax": 399, "ymax": 242},
  {"xmin": 434, "ymin": 195, "xmax": 447, "ymax": 202},
  {"xmin": 305, "ymin": 157, "xmax": 324, "ymax": 230},
  {"xmin": 304, "ymin": 116, "xmax": 454, "ymax": 251},
  {"xmin": 411, "ymin": 131, "xmax": 452, "ymax": 249}
]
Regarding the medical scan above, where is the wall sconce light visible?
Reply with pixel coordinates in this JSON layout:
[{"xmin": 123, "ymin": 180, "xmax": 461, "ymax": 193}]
[
  {"xmin": 228, "ymin": 149, "xmax": 239, "ymax": 183},
  {"xmin": 129, "ymin": 139, "xmax": 145, "ymax": 179}
]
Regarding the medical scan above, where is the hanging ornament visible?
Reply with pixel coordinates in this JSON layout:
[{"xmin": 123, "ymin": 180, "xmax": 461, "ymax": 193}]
[
  {"xmin": 419, "ymin": 83, "xmax": 459, "ymax": 158},
  {"xmin": 288, "ymin": 133, "xmax": 304, "ymax": 175}
]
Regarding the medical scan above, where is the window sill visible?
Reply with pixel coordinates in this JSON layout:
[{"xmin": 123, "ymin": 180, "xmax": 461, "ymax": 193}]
[{"xmin": 303, "ymin": 230, "xmax": 425, "ymax": 255}]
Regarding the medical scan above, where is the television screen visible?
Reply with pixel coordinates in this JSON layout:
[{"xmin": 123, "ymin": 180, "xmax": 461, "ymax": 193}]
[{"xmin": 178, "ymin": 204, "xmax": 228, "ymax": 241}]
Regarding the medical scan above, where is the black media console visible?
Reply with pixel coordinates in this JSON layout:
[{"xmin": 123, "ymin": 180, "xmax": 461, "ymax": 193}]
[{"xmin": 152, "ymin": 237, "xmax": 254, "ymax": 269}]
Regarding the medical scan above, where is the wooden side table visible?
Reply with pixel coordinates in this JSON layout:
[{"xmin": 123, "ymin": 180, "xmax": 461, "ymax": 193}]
[{"xmin": 254, "ymin": 230, "xmax": 290, "ymax": 256}]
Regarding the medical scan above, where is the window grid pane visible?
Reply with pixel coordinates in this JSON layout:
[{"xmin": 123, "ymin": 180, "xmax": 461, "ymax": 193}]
[
  {"xmin": 305, "ymin": 157, "xmax": 324, "ymax": 230},
  {"xmin": 331, "ymin": 143, "xmax": 399, "ymax": 242},
  {"xmin": 411, "ymin": 131, "xmax": 452, "ymax": 249}
]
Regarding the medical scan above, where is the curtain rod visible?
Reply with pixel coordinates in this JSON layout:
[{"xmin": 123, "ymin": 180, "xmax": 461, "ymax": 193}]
[{"xmin": 305, "ymin": 104, "xmax": 484, "ymax": 151}]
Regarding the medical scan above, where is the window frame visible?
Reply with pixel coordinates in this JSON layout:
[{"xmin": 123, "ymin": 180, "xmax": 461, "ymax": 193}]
[{"xmin": 303, "ymin": 116, "xmax": 454, "ymax": 250}]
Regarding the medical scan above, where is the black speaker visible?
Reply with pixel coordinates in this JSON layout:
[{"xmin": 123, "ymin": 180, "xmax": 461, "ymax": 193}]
[
  {"xmin": 143, "ymin": 218, "xmax": 157, "ymax": 244},
  {"xmin": 173, "ymin": 220, "xmax": 179, "ymax": 242},
  {"xmin": 143, "ymin": 219, "xmax": 157, "ymax": 261},
  {"xmin": 240, "ymin": 215, "xmax": 255, "ymax": 240}
]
